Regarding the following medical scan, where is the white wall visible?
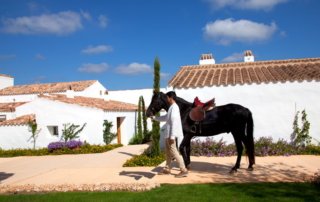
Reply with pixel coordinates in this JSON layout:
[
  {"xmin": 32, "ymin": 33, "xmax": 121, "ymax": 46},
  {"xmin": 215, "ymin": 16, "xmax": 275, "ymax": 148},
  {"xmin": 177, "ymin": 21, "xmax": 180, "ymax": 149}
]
[
  {"xmin": 79, "ymin": 81, "xmax": 108, "ymax": 99},
  {"xmin": 0, "ymin": 125, "xmax": 32, "ymax": 150},
  {"xmin": 0, "ymin": 75, "xmax": 13, "ymax": 90},
  {"xmin": 104, "ymin": 111, "xmax": 137, "ymax": 145},
  {"xmin": 14, "ymin": 98, "xmax": 104, "ymax": 147},
  {"xmin": 108, "ymin": 88, "xmax": 167, "ymax": 105},
  {"xmin": 0, "ymin": 112, "xmax": 17, "ymax": 120},
  {"xmin": 107, "ymin": 81, "xmax": 320, "ymax": 144},
  {"xmin": 0, "ymin": 94, "xmax": 38, "ymax": 103},
  {"xmin": 175, "ymin": 81, "xmax": 320, "ymax": 144}
]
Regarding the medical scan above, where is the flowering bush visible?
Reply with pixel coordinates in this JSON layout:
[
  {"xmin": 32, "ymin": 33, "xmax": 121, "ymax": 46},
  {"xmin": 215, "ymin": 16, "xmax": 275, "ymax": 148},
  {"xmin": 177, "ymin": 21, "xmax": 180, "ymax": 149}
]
[
  {"xmin": 48, "ymin": 140, "xmax": 83, "ymax": 152},
  {"xmin": 66, "ymin": 140, "xmax": 83, "ymax": 149},
  {"xmin": 190, "ymin": 137, "xmax": 320, "ymax": 157},
  {"xmin": 47, "ymin": 141, "xmax": 65, "ymax": 152},
  {"xmin": 191, "ymin": 138, "xmax": 237, "ymax": 157}
]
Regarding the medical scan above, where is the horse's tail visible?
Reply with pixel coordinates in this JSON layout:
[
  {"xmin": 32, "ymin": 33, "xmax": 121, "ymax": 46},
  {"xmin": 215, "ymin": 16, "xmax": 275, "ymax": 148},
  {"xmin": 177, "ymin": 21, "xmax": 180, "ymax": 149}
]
[{"xmin": 246, "ymin": 110, "xmax": 255, "ymax": 164}]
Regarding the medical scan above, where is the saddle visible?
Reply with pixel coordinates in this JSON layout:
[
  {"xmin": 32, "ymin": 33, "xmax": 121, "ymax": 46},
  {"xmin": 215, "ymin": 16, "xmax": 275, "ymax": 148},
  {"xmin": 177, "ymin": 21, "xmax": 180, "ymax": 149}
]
[{"xmin": 189, "ymin": 97, "xmax": 215, "ymax": 122}]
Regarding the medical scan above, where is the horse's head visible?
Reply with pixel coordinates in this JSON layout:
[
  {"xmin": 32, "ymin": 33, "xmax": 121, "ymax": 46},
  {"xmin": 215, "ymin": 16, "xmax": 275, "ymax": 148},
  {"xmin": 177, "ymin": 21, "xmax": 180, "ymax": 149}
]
[{"xmin": 146, "ymin": 91, "xmax": 169, "ymax": 117}]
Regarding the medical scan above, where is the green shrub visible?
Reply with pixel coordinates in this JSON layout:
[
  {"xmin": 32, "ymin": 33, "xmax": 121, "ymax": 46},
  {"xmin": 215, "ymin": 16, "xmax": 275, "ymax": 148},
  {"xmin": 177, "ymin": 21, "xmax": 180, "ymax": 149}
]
[
  {"xmin": 129, "ymin": 134, "xmax": 143, "ymax": 145},
  {"xmin": 291, "ymin": 109, "xmax": 311, "ymax": 147},
  {"xmin": 123, "ymin": 152, "xmax": 165, "ymax": 167},
  {"xmin": 0, "ymin": 144, "xmax": 122, "ymax": 157},
  {"xmin": 61, "ymin": 123, "xmax": 86, "ymax": 143},
  {"xmin": 103, "ymin": 120, "xmax": 117, "ymax": 145}
]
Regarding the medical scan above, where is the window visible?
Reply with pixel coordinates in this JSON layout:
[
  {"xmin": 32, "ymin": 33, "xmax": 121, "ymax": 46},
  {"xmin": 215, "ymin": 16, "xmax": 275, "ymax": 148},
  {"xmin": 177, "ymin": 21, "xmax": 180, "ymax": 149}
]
[
  {"xmin": 47, "ymin": 126, "xmax": 59, "ymax": 136},
  {"xmin": 0, "ymin": 115, "xmax": 6, "ymax": 122}
]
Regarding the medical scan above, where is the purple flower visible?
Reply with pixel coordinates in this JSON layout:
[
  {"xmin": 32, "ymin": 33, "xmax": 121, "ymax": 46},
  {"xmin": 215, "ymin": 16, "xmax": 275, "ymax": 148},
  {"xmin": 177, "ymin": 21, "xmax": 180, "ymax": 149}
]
[
  {"xmin": 48, "ymin": 141, "xmax": 65, "ymax": 152},
  {"xmin": 66, "ymin": 140, "xmax": 83, "ymax": 149}
]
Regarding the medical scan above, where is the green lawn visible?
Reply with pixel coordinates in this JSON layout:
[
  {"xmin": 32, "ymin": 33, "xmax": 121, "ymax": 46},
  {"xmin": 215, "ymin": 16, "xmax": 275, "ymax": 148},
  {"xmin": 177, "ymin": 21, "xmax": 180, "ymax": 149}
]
[{"xmin": 0, "ymin": 183, "xmax": 319, "ymax": 202}]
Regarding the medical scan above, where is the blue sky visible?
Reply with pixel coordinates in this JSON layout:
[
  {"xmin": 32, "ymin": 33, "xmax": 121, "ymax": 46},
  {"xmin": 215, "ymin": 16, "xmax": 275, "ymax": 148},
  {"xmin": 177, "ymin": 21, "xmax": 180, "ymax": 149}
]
[{"xmin": 0, "ymin": 0, "xmax": 319, "ymax": 90}]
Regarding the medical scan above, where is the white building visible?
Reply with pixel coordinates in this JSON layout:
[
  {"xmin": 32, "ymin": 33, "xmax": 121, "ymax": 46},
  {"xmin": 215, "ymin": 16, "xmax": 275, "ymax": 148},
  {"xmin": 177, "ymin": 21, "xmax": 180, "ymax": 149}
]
[
  {"xmin": 110, "ymin": 53, "xmax": 320, "ymax": 145},
  {"xmin": 168, "ymin": 53, "xmax": 320, "ymax": 144},
  {"xmin": 0, "ymin": 79, "xmax": 138, "ymax": 149}
]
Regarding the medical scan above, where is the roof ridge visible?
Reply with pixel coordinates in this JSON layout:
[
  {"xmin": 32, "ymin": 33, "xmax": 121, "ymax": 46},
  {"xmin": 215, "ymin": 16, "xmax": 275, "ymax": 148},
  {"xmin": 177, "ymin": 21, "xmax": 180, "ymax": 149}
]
[
  {"xmin": 0, "ymin": 114, "xmax": 35, "ymax": 126},
  {"xmin": 0, "ymin": 80, "xmax": 98, "ymax": 95},
  {"xmin": 39, "ymin": 95, "xmax": 137, "ymax": 111},
  {"xmin": 7, "ymin": 80, "xmax": 97, "ymax": 88},
  {"xmin": 181, "ymin": 57, "xmax": 320, "ymax": 69}
]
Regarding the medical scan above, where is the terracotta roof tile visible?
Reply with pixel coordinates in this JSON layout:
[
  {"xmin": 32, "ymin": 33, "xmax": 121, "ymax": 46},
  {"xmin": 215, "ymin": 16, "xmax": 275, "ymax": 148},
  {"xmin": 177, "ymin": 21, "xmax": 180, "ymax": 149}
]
[
  {"xmin": 0, "ymin": 114, "xmax": 35, "ymax": 126},
  {"xmin": 169, "ymin": 58, "xmax": 320, "ymax": 88},
  {"xmin": 39, "ymin": 94, "xmax": 137, "ymax": 112},
  {"xmin": 0, "ymin": 102, "xmax": 27, "ymax": 112},
  {"xmin": 212, "ymin": 69, "xmax": 220, "ymax": 86},
  {"xmin": 0, "ymin": 80, "xmax": 97, "ymax": 95},
  {"xmin": 0, "ymin": 74, "xmax": 13, "ymax": 78}
]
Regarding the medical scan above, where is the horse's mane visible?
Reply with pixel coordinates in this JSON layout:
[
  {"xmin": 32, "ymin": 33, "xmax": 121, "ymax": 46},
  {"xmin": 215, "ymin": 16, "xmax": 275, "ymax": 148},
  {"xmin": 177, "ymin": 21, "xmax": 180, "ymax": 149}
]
[
  {"xmin": 176, "ymin": 96, "xmax": 192, "ymax": 108},
  {"xmin": 175, "ymin": 96, "xmax": 192, "ymax": 107}
]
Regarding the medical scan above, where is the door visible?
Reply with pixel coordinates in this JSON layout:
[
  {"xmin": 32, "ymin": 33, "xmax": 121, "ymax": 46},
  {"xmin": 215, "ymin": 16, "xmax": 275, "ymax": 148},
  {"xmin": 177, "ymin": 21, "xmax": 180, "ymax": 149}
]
[{"xmin": 117, "ymin": 117, "xmax": 124, "ymax": 144}]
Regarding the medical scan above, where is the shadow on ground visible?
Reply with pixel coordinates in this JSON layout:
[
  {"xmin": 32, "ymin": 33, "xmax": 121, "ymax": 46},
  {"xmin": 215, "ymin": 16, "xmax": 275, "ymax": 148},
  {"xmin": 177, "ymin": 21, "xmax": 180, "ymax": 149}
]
[
  {"xmin": 119, "ymin": 171, "xmax": 156, "ymax": 180},
  {"xmin": 0, "ymin": 172, "xmax": 14, "ymax": 183}
]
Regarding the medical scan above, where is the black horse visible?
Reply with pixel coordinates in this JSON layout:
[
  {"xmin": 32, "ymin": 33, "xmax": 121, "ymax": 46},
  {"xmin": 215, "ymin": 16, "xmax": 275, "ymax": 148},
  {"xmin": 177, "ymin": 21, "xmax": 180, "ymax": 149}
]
[{"xmin": 146, "ymin": 92, "xmax": 255, "ymax": 173}]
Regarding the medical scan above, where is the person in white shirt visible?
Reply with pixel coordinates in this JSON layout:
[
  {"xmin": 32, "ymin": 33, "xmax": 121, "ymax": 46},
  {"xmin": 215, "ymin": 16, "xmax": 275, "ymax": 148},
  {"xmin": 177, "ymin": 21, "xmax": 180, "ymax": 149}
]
[{"xmin": 151, "ymin": 91, "xmax": 188, "ymax": 178}]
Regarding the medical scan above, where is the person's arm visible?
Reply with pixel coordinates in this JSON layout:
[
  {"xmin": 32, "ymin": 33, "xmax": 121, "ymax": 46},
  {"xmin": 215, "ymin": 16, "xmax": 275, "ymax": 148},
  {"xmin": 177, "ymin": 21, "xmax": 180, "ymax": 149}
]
[{"xmin": 152, "ymin": 114, "xmax": 168, "ymax": 122}]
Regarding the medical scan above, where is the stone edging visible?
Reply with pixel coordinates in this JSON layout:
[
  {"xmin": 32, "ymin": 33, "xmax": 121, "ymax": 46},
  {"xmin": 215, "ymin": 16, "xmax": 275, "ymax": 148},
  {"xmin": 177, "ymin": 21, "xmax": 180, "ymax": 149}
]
[{"xmin": 0, "ymin": 182, "xmax": 160, "ymax": 194}]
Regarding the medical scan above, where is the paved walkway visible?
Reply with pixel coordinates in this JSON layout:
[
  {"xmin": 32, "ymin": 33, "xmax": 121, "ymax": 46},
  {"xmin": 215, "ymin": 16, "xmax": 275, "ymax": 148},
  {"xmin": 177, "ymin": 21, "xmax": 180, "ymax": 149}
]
[{"xmin": 0, "ymin": 144, "xmax": 319, "ymax": 191}]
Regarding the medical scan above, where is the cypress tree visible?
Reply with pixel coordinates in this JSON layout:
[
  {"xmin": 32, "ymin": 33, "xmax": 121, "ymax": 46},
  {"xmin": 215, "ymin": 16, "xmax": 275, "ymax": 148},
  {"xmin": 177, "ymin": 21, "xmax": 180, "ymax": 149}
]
[
  {"xmin": 137, "ymin": 96, "xmax": 143, "ymax": 142},
  {"xmin": 150, "ymin": 57, "xmax": 161, "ymax": 156},
  {"xmin": 141, "ymin": 96, "xmax": 149, "ymax": 141}
]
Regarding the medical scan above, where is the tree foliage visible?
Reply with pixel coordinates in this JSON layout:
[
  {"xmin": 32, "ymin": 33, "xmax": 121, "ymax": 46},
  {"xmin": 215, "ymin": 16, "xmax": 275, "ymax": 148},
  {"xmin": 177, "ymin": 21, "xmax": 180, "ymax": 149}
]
[
  {"xmin": 28, "ymin": 119, "xmax": 41, "ymax": 150},
  {"xmin": 103, "ymin": 120, "xmax": 117, "ymax": 145},
  {"xmin": 61, "ymin": 123, "xmax": 86, "ymax": 143},
  {"xmin": 150, "ymin": 57, "xmax": 161, "ymax": 156},
  {"xmin": 130, "ymin": 96, "xmax": 149, "ymax": 144},
  {"xmin": 291, "ymin": 109, "xmax": 311, "ymax": 147}
]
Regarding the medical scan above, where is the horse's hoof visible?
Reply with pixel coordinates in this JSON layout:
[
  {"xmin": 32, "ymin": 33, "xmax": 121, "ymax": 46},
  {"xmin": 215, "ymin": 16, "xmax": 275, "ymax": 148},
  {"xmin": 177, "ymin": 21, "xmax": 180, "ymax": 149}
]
[
  {"xmin": 247, "ymin": 167, "xmax": 254, "ymax": 171},
  {"xmin": 186, "ymin": 165, "xmax": 191, "ymax": 170},
  {"xmin": 229, "ymin": 169, "xmax": 237, "ymax": 174}
]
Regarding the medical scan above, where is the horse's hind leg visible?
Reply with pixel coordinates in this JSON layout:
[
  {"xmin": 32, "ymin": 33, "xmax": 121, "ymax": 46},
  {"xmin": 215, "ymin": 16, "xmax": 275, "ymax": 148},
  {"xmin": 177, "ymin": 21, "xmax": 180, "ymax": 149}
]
[
  {"xmin": 240, "ymin": 135, "xmax": 254, "ymax": 171},
  {"xmin": 185, "ymin": 137, "xmax": 192, "ymax": 169},
  {"xmin": 230, "ymin": 134, "xmax": 243, "ymax": 174},
  {"xmin": 179, "ymin": 135, "xmax": 192, "ymax": 169}
]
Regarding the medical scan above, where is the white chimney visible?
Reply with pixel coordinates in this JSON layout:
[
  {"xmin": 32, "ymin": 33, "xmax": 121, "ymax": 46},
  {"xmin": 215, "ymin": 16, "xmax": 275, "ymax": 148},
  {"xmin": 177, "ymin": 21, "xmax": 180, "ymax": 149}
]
[
  {"xmin": 244, "ymin": 50, "xmax": 254, "ymax": 62},
  {"xmin": 0, "ymin": 74, "xmax": 14, "ymax": 90},
  {"xmin": 199, "ymin": 53, "xmax": 215, "ymax": 65},
  {"xmin": 66, "ymin": 85, "xmax": 74, "ymax": 98}
]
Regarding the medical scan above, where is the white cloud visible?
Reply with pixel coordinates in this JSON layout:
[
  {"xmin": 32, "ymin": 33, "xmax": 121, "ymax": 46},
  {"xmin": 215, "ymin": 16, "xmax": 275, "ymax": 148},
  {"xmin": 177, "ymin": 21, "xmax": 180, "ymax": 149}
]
[
  {"xmin": 204, "ymin": 18, "xmax": 277, "ymax": 45},
  {"xmin": 80, "ymin": 10, "xmax": 91, "ymax": 21},
  {"xmin": 160, "ymin": 72, "xmax": 171, "ymax": 80},
  {"xmin": 35, "ymin": 53, "xmax": 46, "ymax": 60},
  {"xmin": 115, "ymin": 63, "xmax": 152, "ymax": 75},
  {"xmin": 205, "ymin": 0, "xmax": 288, "ymax": 10},
  {"xmin": 98, "ymin": 15, "xmax": 108, "ymax": 28},
  {"xmin": 82, "ymin": 45, "xmax": 113, "ymax": 55},
  {"xmin": 221, "ymin": 52, "xmax": 243, "ymax": 62},
  {"xmin": 1, "ymin": 11, "xmax": 84, "ymax": 35},
  {"xmin": 78, "ymin": 63, "xmax": 109, "ymax": 73}
]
